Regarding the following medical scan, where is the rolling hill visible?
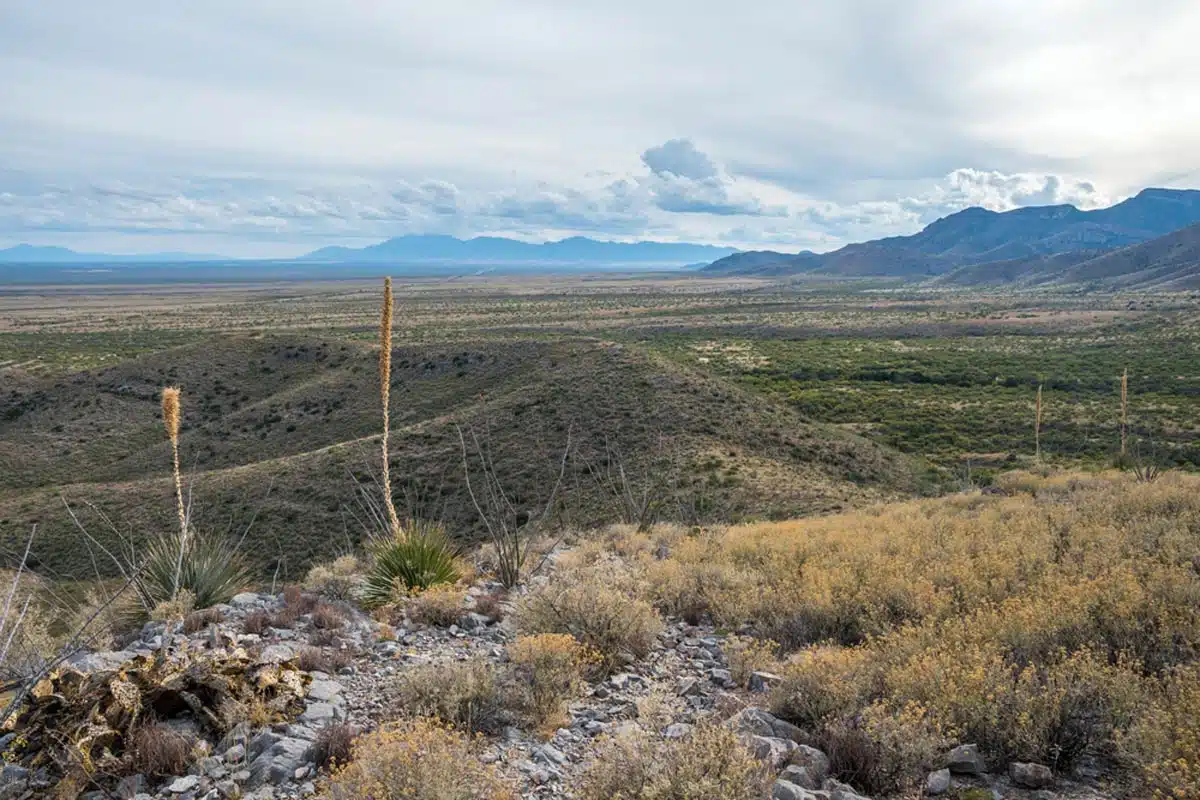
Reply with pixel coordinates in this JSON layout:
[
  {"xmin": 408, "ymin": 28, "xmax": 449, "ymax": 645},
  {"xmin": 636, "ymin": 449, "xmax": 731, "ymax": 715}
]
[
  {"xmin": 703, "ymin": 187, "xmax": 1200, "ymax": 280},
  {"xmin": 0, "ymin": 335, "xmax": 928, "ymax": 579}
]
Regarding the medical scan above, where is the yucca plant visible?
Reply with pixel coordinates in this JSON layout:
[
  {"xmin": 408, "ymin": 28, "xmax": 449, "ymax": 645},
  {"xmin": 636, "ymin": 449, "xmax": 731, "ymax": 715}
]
[
  {"xmin": 362, "ymin": 521, "xmax": 461, "ymax": 608},
  {"xmin": 1034, "ymin": 383, "xmax": 1044, "ymax": 461},
  {"xmin": 134, "ymin": 530, "xmax": 251, "ymax": 612},
  {"xmin": 378, "ymin": 277, "xmax": 404, "ymax": 539},
  {"xmin": 1120, "ymin": 368, "xmax": 1129, "ymax": 456}
]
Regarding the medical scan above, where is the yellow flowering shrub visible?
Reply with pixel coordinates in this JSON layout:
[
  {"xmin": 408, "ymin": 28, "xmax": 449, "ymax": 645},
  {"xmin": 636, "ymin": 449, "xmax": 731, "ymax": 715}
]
[
  {"xmin": 320, "ymin": 719, "xmax": 516, "ymax": 800},
  {"xmin": 508, "ymin": 633, "xmax": 599, "ymax": 734}
]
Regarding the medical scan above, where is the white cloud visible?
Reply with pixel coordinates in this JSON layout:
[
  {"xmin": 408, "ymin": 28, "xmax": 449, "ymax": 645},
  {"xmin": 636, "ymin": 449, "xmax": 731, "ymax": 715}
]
[{"xmin": 0, "ymin": 1, "xmax": 1196, "ymax": 254}]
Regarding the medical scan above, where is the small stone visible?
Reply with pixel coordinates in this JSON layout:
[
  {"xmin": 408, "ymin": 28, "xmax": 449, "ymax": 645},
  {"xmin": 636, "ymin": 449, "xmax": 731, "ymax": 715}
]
[
  {"xmin": 788, "ymin": 744, "xmax": 830, "ymax": 786},
  {"xmin": 676, "ymin": 677, "xmax": 703, "ymax": 697},
  {"xmin": 231, "ymin": 592, "xmax": 261, "ymax": 607},
  {"xmin": 709, "ymin": 668, "xmax": 734, "ymax": 687},
  {"xmin": 299, "ymin": 702, "xmax": 340, "ymax": 724},
  {"xmin": 1009, "ymin": 761, "xmax": 1054, "ymax": 788},
  {"xmin": 663, "ymin": 723, "xmax": 693, "ymax": 740},
  {"xmin": 772, "ymin": 779, "xmax": 819, "ymax": 800},
  {"xmin": 167, "ymin": 775, "xmax": 201, "ymax": 793},
  {"xmin": 823, "ymin": 778, "xmax": 871, "ymax": 800},
  {"xmin": 926, "ymin": 767, "xmax": 951, "ymax": 795},
  {"xmin": 748, "ymin": 670, "xmax": 782, "ymax": 693},
  {"xmin": 945, "ymin": 743, "xmax": 986, "ymax": 775},
  {"xmin": 224, "ymin": 744, "xmax": 247, "ymax": 764},
  {"xmin": 307, "ymin": 680, "xmax": 344, "ymax": 702},
  {"xmin": 256, "ymin": 644, "xmax": 296, "ymax": 664}
]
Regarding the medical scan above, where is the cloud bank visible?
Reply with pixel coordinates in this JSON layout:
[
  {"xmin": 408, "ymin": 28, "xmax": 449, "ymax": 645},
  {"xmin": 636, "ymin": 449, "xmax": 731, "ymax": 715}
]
[{"xmin": 1, "ymin": 1, "xmax": 1196, "ymax": 255}]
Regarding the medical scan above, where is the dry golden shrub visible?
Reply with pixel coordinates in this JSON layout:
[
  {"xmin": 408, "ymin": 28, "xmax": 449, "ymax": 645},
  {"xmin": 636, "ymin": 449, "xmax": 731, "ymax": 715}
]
[
  {"xmin": 507, "ymin": 633, "xmax": 597, "ymax": 734},
  {"xmin": 1119, "ymin": 664, "xmax": 1200, "ymax": 798},
  {"xmin": 596, "ymin": 470, "xmax": 1200, "ymax": 789},
  {"xmin": 391, "ymin": 659, "xmax": 507, "ymax": 734},
  {"xmin": 577, "ymin": 721, "xmax": 769, "ymax": 800},
  {"xmin": 407, "ymin": 584, "xmax": 466, "ymax": 627},
  {"xmin": 320, "ymin": 719, "xmax": 516, "ymax": 800},
  {"xmin": 303, "ymin": 555, "xmax": 364, "ymax": 601},
  {"xmin": 517, "ymin": 564, "xmax": 662, "ymax": 674},
  {"xmin": 723, "ymin": 635, "xmax": 780, "ymax": 688}
]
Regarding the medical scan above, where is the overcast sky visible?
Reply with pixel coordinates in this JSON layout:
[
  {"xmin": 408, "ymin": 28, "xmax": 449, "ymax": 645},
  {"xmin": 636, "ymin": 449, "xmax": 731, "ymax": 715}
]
[{"xmin": 2, "ymin": 1, "xmax": 1198, "ymax": 257}]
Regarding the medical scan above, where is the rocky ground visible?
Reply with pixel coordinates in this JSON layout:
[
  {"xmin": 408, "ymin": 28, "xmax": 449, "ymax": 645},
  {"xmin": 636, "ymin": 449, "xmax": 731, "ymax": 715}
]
[{"xmin": 0, "ymin": 583, "xmax": 1123, "ymax": 800}]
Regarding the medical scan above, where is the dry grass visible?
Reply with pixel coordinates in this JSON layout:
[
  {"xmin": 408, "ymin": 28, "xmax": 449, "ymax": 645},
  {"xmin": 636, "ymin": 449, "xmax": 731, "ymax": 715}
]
[
  {"xmin": 309, "ymin": 722, "xmax": 359, "ymax": 771},
  {"xmin": 507, "ymin": 633, "xmax": 597, "ymax": 734},
  {"xmin": 127, "ymin": 723, "xmax": 193, "ymax": 778},
  {"xmin": 319, "ymin": 719, "xmax": 516, "ymax": 800},
  {"xmin": 182, "ymin": 606, "xmax": 224, "ymax": 635},
  {"xmin": 297, "ymin": 646, "xmax": 353, "ymax": 674},
  {"xmin": 390, "ymin": 659, "xmax": 507, "ymax": 734},
  {"xmin": 243, "ymin": 610, "xmax": 271, "ymax": 635},
  {"xmin": 311, "ymin": 602, "xmax": 346, "ymax": 630},
  {"xmin": 406, "ymin": 584, "xmax": 466, "ymax": 628},
  {"xmin": 594, "ymin": 471, "xmax": 1200, "ymax": 795},
  {"xmin": 517, "ymin": 563, "xmax": 663, "ymax": 675},
  {"xmin": 577, "ymin": 722, "xmax": 769, "ymax": 800}
]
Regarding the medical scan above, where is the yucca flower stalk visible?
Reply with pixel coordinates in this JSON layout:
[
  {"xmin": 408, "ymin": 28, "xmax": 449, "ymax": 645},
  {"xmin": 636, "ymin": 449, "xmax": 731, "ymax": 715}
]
[
  {"xmin": 1120, "ymin": 368, "xmax": 1129, "ymax": 456},
  {"xmin": 379, "ymin": 277, "xmax": 404, "ymax": 539},
  {"xmin": 161, "ymin": 386, "xmax": 189, "ymax": 595},
  {"xmin": 1035, "ymin": 383, "xmax": 1043, "ymax": 461}
]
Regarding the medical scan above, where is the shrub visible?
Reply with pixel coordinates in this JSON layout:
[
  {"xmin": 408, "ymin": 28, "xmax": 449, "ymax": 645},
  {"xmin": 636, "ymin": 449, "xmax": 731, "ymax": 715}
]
[
  {"xmin": 1120, "ymin": 664, "xmax": 1200, "ymax": 798},
  {"xmin": 407, "ymin": 585, "xmax": 466, "ymax": 628},
  {"xmin": 822, "ymin": 702, "xmax": 948, "ymax": 796},
  {"xmin": 363, "ymin": 528, "xmax": 462, "ymax": 607},
  {"xmin": 297, "ymin": 646, "xmax": 353, "ymax": 674},
  {"xmin": 182, "ymin": 606, "xmax": 224, "ymax": 635},
  {"xmin": 391, "ymin": 659, "xmax": 507, "ymax": 734},
  {"xmin": 309, "ymin": 723, "xmax": 358, "ymax": 771},
  {"xmin": 320, "ymin": 719, "xmax": 516, "ymax": 800},
  {"xmin": 577, "ymin": 722, "xmax": 768, "ymax": 800},
  {"xmin": 304, "ymin": 555, "xmax": 364, "ymax": 601},
  {"xmin": 472, "ymin": 592, "xmax": 506, "ymax": 623},
  {"xmin": 723, "ymin": 635, "xmax": 780, "ymax": 688},
  {"xmin": 127, "ymin": 723, "xmax": 193, "ymax": 777},
  {"xmin": 243, "ymin": 610, "xmax": 271, "ymax": 635},
  {"xmin": 508, "ymin": 633, "xmax": 597, "ymax": 733},
  {"xmin": 770, "ymin": 645, "xmax": 875, "ymax": 730},
  {"xmin": 517, "ymin": 568, "xmax": 662, "ymax": 675},
  {"xmin": 311, "ymin": 603, "xmax": 346, "ymax": 630},
  {"xmin": 135, "ymin": 531, "xmax": 250, "ymax": 613},
  {"xmin": 150, "ymin": 589, "xmax": 195, "ymax": 623}
]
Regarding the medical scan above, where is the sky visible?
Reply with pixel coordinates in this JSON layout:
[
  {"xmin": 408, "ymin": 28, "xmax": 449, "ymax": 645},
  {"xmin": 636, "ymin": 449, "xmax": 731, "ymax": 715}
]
[{"xmin": 2, "ymin": 1, "xmax": 1199, "ymax": 257}]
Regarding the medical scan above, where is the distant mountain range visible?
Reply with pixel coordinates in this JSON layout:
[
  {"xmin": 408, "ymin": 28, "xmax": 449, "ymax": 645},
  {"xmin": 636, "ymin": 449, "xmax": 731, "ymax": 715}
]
[
  {"xmin": 704, "ymin": 188, "xmax": 1200, "ymax": 289},
  {"xmin": 299, "ymin": 235, "xmax": 737, "ymax": 266},
  {"xmin": 0, "ymin": 244, "xmax": 227, "ymax": 263}
]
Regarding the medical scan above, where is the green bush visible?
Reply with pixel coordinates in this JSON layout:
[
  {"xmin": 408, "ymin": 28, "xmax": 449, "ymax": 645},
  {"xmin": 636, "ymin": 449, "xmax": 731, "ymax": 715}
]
[{"xmin": 363, "ymin": 525, "xmax": 462, "ymax": 607}]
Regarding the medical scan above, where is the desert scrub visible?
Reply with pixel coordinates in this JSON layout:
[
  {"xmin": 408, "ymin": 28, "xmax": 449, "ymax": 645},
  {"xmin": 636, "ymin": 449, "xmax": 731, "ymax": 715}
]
[
  {"xmin": 406, "ymin": 584, "xmax": 466, "ymax": 628},
  {"xmin": 577, "ymin": 721, "xmax": 769, "ymax": 800},
  {"xmin": 821, "ymin": 701, "xmax": 949, "ymax": 796},
  {"xmin": 723, "ymin": 635, "xmax": 780, "ymax": 688},
  {"xmin": 390, "ymin": 659, "xmax": 507, "ymax": 734},
  {"xmin": 303, "ymin": 555, "xmax": 364, "ymax": 601},
  {"xmin": 508, "ymin": 633, "xmax": 598, "ymax": 734},
  {"xmin": 1119, "ymin": 663, "xmax": 1200, "ymax": 798},
  {"xmin": 517, "ymin": 564, "xmax": 662, "ymax": 675},
  {"xmin": 319, "ymin": 719, "xmax": 516, "ymax": 800}
]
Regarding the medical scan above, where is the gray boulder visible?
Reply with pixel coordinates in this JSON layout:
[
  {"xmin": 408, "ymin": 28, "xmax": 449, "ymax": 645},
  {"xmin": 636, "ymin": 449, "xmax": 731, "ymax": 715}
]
[
  {"xmin": 1009, "ymin": 761, "xmax": 1054, "ymax": 788},
  {"xmin": 945, "ymin": 743, "xmax": 986, "ymax": 774},
  {"xmin": 925, "ymin": 768, "xmax": 951, "ymax": 795}
]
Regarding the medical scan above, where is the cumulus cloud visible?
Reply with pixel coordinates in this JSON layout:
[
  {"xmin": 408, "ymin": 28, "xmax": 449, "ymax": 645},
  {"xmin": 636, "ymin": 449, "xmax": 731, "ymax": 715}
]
[{"xmin": 641, "ymin": 139, "xmax": 718, "ymax": 180}]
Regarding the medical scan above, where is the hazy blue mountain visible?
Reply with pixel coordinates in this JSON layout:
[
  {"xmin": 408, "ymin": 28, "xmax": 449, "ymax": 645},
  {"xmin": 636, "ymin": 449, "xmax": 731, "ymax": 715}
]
[
  {"xmin": 0, "ymin": 244, "xmax": 226, "ymax": 263},
  {"xmin": 703, "ymin": 187, "xmax": 1200, "ymax": 278},
  {"xmin": 301, "ymin": 235, "xmax": 738, "ymax": 265}
]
